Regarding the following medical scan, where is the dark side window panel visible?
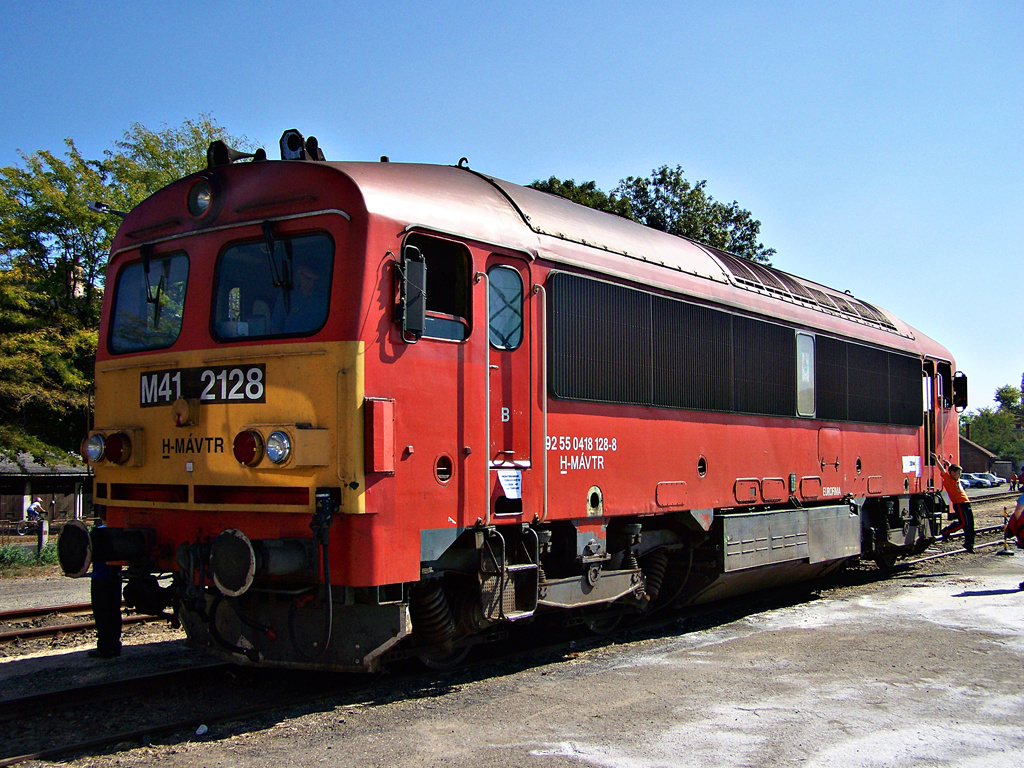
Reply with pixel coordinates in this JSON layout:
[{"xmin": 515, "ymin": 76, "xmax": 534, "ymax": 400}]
[
  {"xmin": 550, "ymin": 273, "xmax": 795, "ymax": 417},
  {"xmin": 549, "ymin": 272, "xmax": 921, "ymax": 426},
  {"xmin": 816, "ymin": 337, "xmax": 922, "ymax": 426}
]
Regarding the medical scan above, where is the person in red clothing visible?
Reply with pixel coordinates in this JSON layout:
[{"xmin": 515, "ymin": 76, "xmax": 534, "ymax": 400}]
[
  {"xmin": 1005, "ymin": 493, "xmax": 1024, "ymax": 548},
  {"xmin": 932, "ymin": 454, "xmax": 975, "ymax": 552}
]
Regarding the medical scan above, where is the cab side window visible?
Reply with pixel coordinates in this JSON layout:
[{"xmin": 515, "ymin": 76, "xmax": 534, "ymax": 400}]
[
  {"xmin": 405, "ymin": 234, "xmax": 472, "ymax": 341},
  {"xmin": 937, "ymin": 362, "xmax": 952, "ymax": 409}
]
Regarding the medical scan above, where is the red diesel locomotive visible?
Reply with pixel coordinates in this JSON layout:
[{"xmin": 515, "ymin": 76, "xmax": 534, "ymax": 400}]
[{"xmin": 59, "ymin": 131, "xmax": 967, "ymax": 671}]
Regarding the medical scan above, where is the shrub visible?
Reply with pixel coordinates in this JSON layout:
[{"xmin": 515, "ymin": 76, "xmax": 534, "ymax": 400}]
[{"xmin": 0, "ymin": 542, "xmax": 58, "ymax": 572}]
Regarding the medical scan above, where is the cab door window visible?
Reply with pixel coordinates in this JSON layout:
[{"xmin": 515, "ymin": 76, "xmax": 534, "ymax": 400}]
[{"xmin": 488, "ymin": 265, "xmax": 524, "ymax": 350}]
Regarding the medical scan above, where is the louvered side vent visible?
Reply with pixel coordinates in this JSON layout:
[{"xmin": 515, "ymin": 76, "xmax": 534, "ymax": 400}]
[
  {"xmin": 815, "ymin": 336, "xmax": 922, "ymax": 426},
  {"xmin": 815, "ymin": 336, "xmax": 848, "ymax": 421},
  {"xmin": 548, "ymin": 272, "xmax": 920, "ymax": 426},
  {"xmin": 848, "ymin": 344, "xmax": 890, "ymax": 423},
  {"xmin": 550, "ymin": 273, "xmax": 652, "ymax": 405},
  {"xmin": 890, "ymin": 353, "xmax": 925, "ymax": 426},
  {"xmin": 732, "ymin": 316, "xmax": 797, "ymax": 417},
  {"xmin": 652, "ymin": 296, "xmax": 733, "ymax": 412}
]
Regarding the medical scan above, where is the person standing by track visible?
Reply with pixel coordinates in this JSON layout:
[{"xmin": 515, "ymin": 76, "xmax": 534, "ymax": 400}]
[
  {"xmin": 932, "ymin": 454, "xmax": 975, "ymax": 553},
  {"xmin": 89, "ymin": 521, "xmax": 123, "ymax": 659}
]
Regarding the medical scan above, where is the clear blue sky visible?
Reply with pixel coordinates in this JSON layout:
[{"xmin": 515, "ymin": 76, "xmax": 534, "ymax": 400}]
[{"xmin": 2, "ymin": 1, "xmax": 1021, "ymax": 411}]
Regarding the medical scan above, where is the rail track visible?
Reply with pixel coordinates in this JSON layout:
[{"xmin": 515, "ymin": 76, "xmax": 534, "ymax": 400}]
[
  {"xmin": 0, "ymin": 602, "xmax": 166, "ymax": 644},
  {"xmin": 0, "ymin": 517, "xmax": 1018, "ymax": 766}
]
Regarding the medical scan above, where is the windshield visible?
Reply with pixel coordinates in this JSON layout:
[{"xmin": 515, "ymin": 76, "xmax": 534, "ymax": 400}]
[
  {"xmin": 109, "ymin": 253, "xmax": 189, "ymax": 354},
  {"xmin": 213, "ymin": 232, "xmax": 334, "ymax": 340}
]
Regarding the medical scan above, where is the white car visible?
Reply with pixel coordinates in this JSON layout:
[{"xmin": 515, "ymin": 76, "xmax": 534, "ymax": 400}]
[
  {"xmin": 962, "ymin": 473, "xmax": 990, "ymax": 488},
  {"xmin": 976, "ymin": 472, "xmax": 1004, "ymax": 486}
]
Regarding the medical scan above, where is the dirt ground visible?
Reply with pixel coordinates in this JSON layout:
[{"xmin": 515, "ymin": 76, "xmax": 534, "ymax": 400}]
[{"xmin": 3, "ymin": 493, "xmax": 1022, "ymax": 767}]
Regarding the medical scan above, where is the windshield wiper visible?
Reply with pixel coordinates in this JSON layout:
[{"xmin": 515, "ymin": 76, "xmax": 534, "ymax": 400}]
[
  {"xmin": 140, "ymin": 244, "xmax": 166, "ymax": 328},
  {"xmin": 262, "ymin": 220, "xmax": 294, "ymax": 313}
]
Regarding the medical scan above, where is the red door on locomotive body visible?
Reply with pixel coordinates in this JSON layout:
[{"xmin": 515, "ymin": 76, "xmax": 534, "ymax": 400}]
[{"xmin": 485, "ymin": 255, "xmax": 534, "ymax": 523}]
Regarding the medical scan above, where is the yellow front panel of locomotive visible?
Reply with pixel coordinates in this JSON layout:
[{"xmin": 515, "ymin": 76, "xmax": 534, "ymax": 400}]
[{"xmin": 91, "ymin": 341, "xmax": 365, "ymax": 514}]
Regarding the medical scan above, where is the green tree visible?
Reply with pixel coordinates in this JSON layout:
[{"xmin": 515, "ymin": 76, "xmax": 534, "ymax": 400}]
[
  {"xmin": 0, "ymin": 116, "xmax": 247, "ymax": 460},
  {"xmin": 529, "ymin": 177, "xmax": 633, "ymax": 218},
  {"xmin": 531, "ymin": 166, "xmax": 775, "ymax": 264},
  {"xmin": 0, "ymin": 140, "xmax": 113, "ymax": 327},
  {"xmin": 994, "ymin": 384, "xmax": 1022, "ymax": 414},
  {"xmin": 106, "ymin": 114, "xmax": 252, "ymax": 205},
  {"xmin": 614, "ymin": 166, "xmax": 775, "ymax": 264},
  {"xmin": 0, "ymin": 266, "xmax": 95, "ymax": 458},
  {"xmin": 960, "ymin": 407, "xmax": 1024, "ymax": 467}
]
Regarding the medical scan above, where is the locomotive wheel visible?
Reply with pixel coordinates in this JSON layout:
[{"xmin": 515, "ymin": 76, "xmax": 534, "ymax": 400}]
[
  {"xmin": 417, "ymin": 643, "xmax": 471, "ymax": 671},
  {"xmin": 583, "ymin": 612, "xmax": 623, "ymax": 636},
  {"xmin": 874, "ymin": 547, "xmax": 899, "ymax": 571}
]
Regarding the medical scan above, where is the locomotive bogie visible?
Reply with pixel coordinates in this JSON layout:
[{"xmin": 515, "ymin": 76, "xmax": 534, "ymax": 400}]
[
  {"xmin": 61, "ymin": 136, "xmax": 964, "ymax": 671},
  {"xmin": 178, "ymin": 588, "xmax": 410, "ymax": 672}
]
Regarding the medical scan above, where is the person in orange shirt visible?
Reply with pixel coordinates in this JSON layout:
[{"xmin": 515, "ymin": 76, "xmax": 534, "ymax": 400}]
[{"xmin": 932, "ymin": 454, "xmax": 975, "ymax": 552}]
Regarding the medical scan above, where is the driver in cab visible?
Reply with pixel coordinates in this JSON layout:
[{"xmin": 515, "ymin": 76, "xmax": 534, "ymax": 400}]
[{"xmin": 272, "ymin": 262, "xmax": 328, "ymax": 334}]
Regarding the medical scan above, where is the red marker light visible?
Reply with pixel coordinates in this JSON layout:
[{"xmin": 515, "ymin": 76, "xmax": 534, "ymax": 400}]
[
  {"xmin": 233, "ymin": 430, "xmax": 264, "ymax": 467},
  {"xmin": 105, "ymin": 432, "xmax": 133, "ymax": 465}
]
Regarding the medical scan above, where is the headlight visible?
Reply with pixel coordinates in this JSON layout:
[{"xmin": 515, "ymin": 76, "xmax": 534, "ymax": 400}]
[
  {"xmin": 265, "ymin": 430, "xmax": 292, "ymax": 465},
  {"xmin": 233, "ymin": 430, "xmax": 264, "ymax": 467},
  {"xmin": 84, "ymin": 434, "xmax": 105, "ymax": 464},
  {"xmin": 104, "ymin": 432, "xmax": 133, "ymax": 465},
  {"xmin": 187, "ymin": 178, "xmax": 213, "ymax": 217}
]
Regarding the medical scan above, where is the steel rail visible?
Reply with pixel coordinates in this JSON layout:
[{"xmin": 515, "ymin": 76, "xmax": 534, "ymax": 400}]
[
  {"xmin": 0, "ymin": 613, "xmax": 159, "ymax": 643},
  {"xmin": 0, "ymin": 602, "xmax": 95, "ymax": 622},
  {"xmin": 0, "ymin": 664, "xmax": 232, "ymax": 767},
  {"xmin": 903, "ymin": 524, "xmax": 1016, "ymax": 565}
]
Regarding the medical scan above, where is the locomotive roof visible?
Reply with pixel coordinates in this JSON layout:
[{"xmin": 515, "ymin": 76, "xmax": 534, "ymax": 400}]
[
  {"xmin": 115, "ymin": 157, "xmax": 951, "ymax": 363},
  {"xmin": 331, "ymin": 161, "xmax": 951, "ymax": 361}
]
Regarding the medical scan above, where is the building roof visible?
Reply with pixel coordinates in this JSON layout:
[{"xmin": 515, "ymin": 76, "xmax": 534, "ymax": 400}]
[
  {"xmin": 0, "ymin": 452, "xmax": 89, "ymax": 477},
  {"xmin": 959, "ymin": 436, "xmax": 998, "ymax": 459}
]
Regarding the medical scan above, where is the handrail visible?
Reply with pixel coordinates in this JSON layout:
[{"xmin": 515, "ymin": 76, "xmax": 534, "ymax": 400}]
[
  {"xmin": 475, "ymin": 271, "xmax": 491, "ymax": 525},
  {"xmin": 532, "ymin": 283, "xmax": 548, "ymax": 522}
]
